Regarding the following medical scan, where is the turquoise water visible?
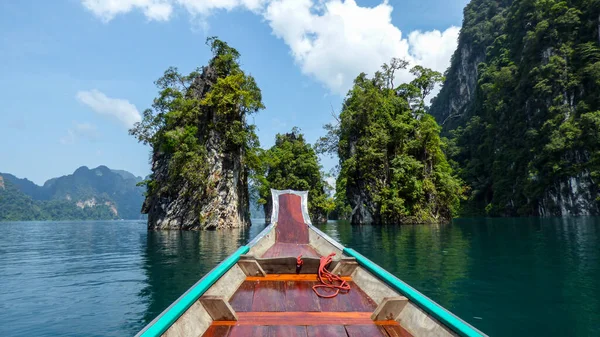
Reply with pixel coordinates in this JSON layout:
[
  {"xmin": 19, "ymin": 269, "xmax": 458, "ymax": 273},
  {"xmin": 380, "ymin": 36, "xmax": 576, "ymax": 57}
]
[{"xmin": 0, "ymin": 218, "xmax": 598, "ymax": 336}]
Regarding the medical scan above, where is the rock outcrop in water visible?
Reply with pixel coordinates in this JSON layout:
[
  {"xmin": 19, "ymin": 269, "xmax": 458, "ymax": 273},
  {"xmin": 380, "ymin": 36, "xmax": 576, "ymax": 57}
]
[
  {"xmin": 317, "ymin": 63, "xmax": 464, "ymax": 225},
  {"xmin": 131, "ymin": 38, "xmax": 264, "ymax": 230},
  {"xmin": 429, "ymin": 0, "xmax": 600, "ymax": 216}
]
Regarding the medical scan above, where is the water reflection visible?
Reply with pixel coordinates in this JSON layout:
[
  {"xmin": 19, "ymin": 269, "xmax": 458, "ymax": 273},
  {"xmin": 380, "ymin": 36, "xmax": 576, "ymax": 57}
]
[
  {"xmin": 138, "ymin": 223, "xmax": 267, "ymax": 328},
  {"xmin": 448, "ymin": 217, "xmax": 600, "ymax": 336},
  {"xmin": 1, "ymin": 219, "xmax": 598, "ymax": 337},
  {"xmin": 315, "ymin": 222, "xmax": 470, "ymax": 308},
  {"xmin": 316, "ymin": 219, "xmax": 600, "ymax": 336}
]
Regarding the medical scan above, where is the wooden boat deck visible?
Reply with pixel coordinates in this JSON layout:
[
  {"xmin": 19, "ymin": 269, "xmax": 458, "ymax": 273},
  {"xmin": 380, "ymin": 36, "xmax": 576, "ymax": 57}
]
[
  {"xmin": 262, "ymin": 243, "xmax": 320, "ymax": 258},
  {"xmin": 137, "ymin": 189, "xmax": 486, "ymax": 337},
  {"xmin": 201, "ymin": 274, "xmax": 412, "ymax": 336},
  {"xmin": 229, "ymin": 276, "xmax": 376, "ymax": 312},
  {"xmin": 203, "ymin": 324, "xmax": 412, "ymax": 337},
  {"xmin": 200, "ymin": 193, "xmax": 414, "ymax": 336}
]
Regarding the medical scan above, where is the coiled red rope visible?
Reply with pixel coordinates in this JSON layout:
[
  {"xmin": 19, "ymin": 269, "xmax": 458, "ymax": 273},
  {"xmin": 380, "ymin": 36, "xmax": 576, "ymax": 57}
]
[
  {"xmin": 296, "ymin": 254, "xmax": 304, "ymax": 267},
  {"xmin": 312, "ymin": 253, "xmax": 351, "ymax": 298}
]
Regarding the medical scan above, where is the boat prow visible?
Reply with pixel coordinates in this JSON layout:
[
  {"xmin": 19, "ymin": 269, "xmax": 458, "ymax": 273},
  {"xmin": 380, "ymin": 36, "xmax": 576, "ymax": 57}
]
[{"xmin": 136, "ymin": 189, "xmax": 486, "ymax": 337}]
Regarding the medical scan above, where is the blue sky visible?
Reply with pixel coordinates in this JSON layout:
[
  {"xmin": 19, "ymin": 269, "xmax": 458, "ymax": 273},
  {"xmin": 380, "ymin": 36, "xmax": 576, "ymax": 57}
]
[{"xmin": 0, "ymin": 0, "xmax": 469, "ymax": 185}]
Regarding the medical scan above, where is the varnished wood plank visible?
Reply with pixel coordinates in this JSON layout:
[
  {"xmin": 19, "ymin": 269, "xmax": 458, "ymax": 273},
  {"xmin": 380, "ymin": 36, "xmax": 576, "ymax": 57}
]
[
  {"xmin": 285, "ymin": 281, "xmax": 321, "ymax": 312},
  {"xmin": 246, "ymin": 274, "xmax": 352, "ymax": 282},
  {"xmin": 262, "ymin": 243, "xmax": 320, "ymax": 258},
  {"xmin": 201, "ymin": 325, "xmax": 231, "ymax": 337},
  {"xmin": 345, "ymin": 325, "xmax": 388, "ymax": 337},
  {"xmin": 233, "ymin": 278, "xmax": 375, "ymax": 313},
  {"xmin": 211, "ymin": 315, "xmax": 399, "ymax": 326},
  {"xmin": 252, "ymin": 281, "xmax": 286, "ymax": 312},
  {"xmin": 317, "ymin": 285, "xmax": 353, "ymax": 312},
  {"xmin": 268, "ymin": 325, "xmax": 308, "ymax": 337},
  {"xmin": 229, "ymin": 281, "xmax": 255, "ymax": 312},
  {"xmin": 276, "ymin": 194, "xmax": 309, "ymax": 243},
  {"xmin": 227, "ymin": 325, "xmax": 269, "ymax": 337},
  {"xmin": 280, "ymin": 243, "xmax": 320, "ymax": 257},
  {"xmin": 262, "ymin": 242, "xmax": 281, "ymax": 257},
  {"xmin": 225, "ymin": 312, "xmax": 374, "ymax": 325},
  {"xmin": 373, "ymin": 321, "xmax": 400, "ymax": 326},
  {"xmin": 307, "ymin": 325, "xmax": 348, "ymax": 337},
  {"xmin": 377, "ymin": 325, "xmax": 391, "ymax": 337},
  {"xmin": 345, "ymin": 282, "xmax": 378, "ymax": 312},
  {"xmin": 382, "ymin": 324, "xmax": 414, "ymax": 337}
]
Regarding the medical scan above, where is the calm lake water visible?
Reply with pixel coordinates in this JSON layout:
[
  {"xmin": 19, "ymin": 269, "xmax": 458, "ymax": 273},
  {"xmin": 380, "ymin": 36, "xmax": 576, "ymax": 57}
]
[{"xmin": 0, "ymin": 218, "xmax": 599, "ymax": 336}]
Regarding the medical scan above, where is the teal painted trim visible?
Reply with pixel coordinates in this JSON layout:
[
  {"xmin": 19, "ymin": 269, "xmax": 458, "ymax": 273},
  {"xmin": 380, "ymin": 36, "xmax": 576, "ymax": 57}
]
[
  {"xmin": 343, "ymin": 248, "xmax": 485, "ymax": 337},
  {"xmin": 139, "ymin": 245, "xmax": 250, "ymax": 337}
]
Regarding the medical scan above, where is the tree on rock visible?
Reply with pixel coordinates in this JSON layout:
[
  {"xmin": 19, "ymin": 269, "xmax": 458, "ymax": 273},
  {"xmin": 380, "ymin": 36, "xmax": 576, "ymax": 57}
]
[
  {"xmin": 130, "ymin": 37, "xmax": 264, "ymax": 230},
  {"xmin": 317, "ymin": 61, "xmax": 465, "ymax": 225},
  {"xmin": 256, "ymin": 127, "xmax": 333, "ymax": 223}
]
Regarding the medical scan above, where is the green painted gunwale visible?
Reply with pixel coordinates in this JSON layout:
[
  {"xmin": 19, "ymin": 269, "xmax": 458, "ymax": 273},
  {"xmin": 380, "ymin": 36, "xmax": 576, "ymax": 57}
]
[
  {"xmin": 137, "ymin": 222, "xmax": 485, "ymax": 337},
  {"xmin": 137, "ymin": 245, "xmax": 249, "ymax": 337}
]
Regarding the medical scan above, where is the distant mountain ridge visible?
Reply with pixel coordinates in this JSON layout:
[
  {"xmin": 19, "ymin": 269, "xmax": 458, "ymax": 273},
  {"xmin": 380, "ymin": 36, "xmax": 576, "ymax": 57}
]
[{"xmin": 0, "ymin": 166, "xmax": 146, "ymax": 221}]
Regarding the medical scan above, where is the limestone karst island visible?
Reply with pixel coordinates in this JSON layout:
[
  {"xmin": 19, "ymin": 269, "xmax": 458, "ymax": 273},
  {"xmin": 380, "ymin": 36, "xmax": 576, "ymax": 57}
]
[{"xmin": 1, "ymin": 1, "xmax": 600, "ymax": 337}]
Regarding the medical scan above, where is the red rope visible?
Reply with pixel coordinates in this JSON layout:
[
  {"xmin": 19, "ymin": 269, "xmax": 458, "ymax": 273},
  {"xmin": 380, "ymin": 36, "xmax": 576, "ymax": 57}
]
[
  {"xmin": 312, "ymin": 253, "xmax": 351, "ymax": 298},
  {"xmin": 296, "ymin": 254, "xmax": 304, "ymax": 267}
]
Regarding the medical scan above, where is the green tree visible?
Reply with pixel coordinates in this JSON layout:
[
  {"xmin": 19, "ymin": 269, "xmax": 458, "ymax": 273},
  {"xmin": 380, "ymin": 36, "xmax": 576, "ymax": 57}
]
[
  {"xmin": 442, "ymin": 0, "xmax": 600, "ymax": 216},
  {"xmin": 257, "ymin": 127, "xmax": 333, "ymax": 223},
  {"xmin": 318, "ymin": 61, "xmax": 465, "ymax": 224},
  {"xmin": 409, "ymin": 65, "xmax": 445, "ymax": 110},
  {"xmin": 129, "ymin": 37, "xmax": 264, "ymax": 229}
]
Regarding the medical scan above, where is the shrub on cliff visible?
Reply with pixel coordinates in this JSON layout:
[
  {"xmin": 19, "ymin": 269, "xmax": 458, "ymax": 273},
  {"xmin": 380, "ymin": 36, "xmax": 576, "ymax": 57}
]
[
  {"xmin": 317, "ymin": 60, "xmax": 465, "ymax": 224},
  {"xmin": 130, "ymin": 37, "xmax": 264, "ymax": 229}
]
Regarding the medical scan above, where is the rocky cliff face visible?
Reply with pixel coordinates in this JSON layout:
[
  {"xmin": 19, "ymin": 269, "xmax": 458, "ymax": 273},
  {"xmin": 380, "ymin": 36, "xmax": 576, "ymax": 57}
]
[
  {"xmin": 539, "ymin": 171, "xmax": 598, "ymax": 216},
  {"xmin": 429, "ymin": 44, "xmax": 483, "ymax": 129},
  {"xmin": 349, "ymin": 186, "xmax": 376, "ymax": 225},
  {"xmin": 430, "ymin": 0, "xmax": 512, "ymax": 130},
  {"xmin": 142, "ymin": 61, "xmax": 253, "ymax": 230},
  {"xmin": 143, "ymin": 148, "xmax": 250, "ymax": 230},
  {"xmin": 430, "ymin": 0, "xmax": 600, "ymax": 216}
]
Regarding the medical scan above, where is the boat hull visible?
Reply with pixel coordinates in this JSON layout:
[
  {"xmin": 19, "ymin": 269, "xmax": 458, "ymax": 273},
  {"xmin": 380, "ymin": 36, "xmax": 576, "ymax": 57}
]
[{"xmin": 136, "ymin": 190, "xmax": 486, "ymax": 337}]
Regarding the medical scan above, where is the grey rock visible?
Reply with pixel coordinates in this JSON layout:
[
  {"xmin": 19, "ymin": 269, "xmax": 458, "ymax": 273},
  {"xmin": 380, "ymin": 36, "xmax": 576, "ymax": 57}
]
[{"xmin": 143, "ymin": 65, "xmax": 251, "ymax": 230}]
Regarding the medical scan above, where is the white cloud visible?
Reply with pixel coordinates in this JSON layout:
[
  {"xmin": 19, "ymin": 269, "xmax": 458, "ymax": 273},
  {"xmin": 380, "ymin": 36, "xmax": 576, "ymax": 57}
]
[
  {"xmin": 175, "ymin": 0, "xmax": 267, "ymax": 16},
  {"xmin": 76, "ymin": 89, "xmax": 142, "ymax": 128},
  {"xmin": 81, "ymin": 0, "xmax": 460, "ymax": 95},
  {"xmin": 264, "ymin": 0, "xmax": 459, "ymax": 95},
  {"xmin": 81, "ymin": 0, "xmax": 173, "ymax": 22},
  {"xmin": 325, "ymin": 175, "xmax": 336, "ymax": 189},
  {"xmin": 408, "ymin": 27, "xmax": 461, "ymax": 71},
  {"xmin": 60, "ymin": 122, "xmax": 100, "ymax": 145}
]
